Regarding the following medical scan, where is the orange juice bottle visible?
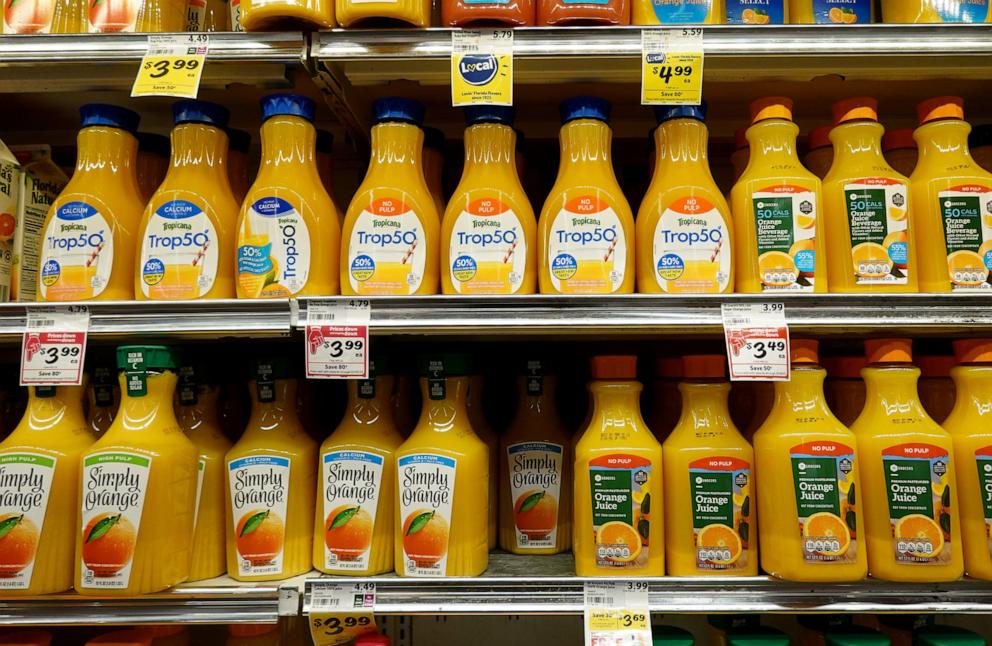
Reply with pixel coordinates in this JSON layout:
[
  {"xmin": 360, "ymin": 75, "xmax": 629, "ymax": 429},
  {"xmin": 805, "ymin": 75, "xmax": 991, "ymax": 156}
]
[
  {"xmin": 499, "ymin": 358, "xmax": 572, "ymax": 555},
  {"xmin": 88, "ymin": 363, "xmax": 120, "ymax": 437},
  {"xmin": 648, "ymin": 357, "xmax": 682, "ymax": 441},
  {"xmin": 237, "ymin": 94, "xmax": 340, "ymax": 299},
  {"xmin": 87, "ymin": 0, "xmax": 186, "ymax": 31},
  {"xmin": 342, "ymin": 98, "xmax": 439, "ymax": 296},
  {"xmin": 912, "ymin": 96, "xmax": 992, "ymax": 293},
  {"xmin": 394, "ymin": 355, "xmax": 489, "ymax": 577},
  {"xmin": 0, "ymin": 384, "xmax": 92, "ymax": 595},
  {"xmin": 225, "ymin": 358, "xmax": 316, "ymax": 581},
  {"xmin": 916, "ymin": 354, "xmax": 956, "ymax": 424},
  {"xmin": 137, "ymin": 100, "xmax": 239, "ymax": 301},
  {"xmin": 731, "ymin": 97, "xmax": 827, "ymax": 293},
  {"xmin": 466, "ymin": 375, "xmax": 498, "ymax": 550},
  {"xmin": 852, "ymin": 339, "xmax": 963, "ymax": 582},
  {"xmin": 823, "ymin": 355, "xmax": 867, "ymax": 427},
  {"xmin": 314, "ymin": 359, "xmax": 403, "ymax": 575},
  {"xmin": 39, "ymin": 104, "xmax": 144, "ymax": 302},
  {"xmin": 538, "ymin": 97, "xmax": 634, "ymax": 295},
  {"xmin": 76, "ymin": 345, "xmax": 198, "ymax": 595},
  {"xmin": 239, "ymin": 0, "xmax": 333, "ymax": 29},
  {"xmin": 753, "ymin": 340, "xmax": 867, "ymax": 581},
  {"xmin": 336, "ymin": 0, "xmax": 428, "ymax": 26},
  {"xmin": 226, "ymin": 128, "xmax": 251, "ymax": 206},
  {"xmin": 424, "ymin": 127, "xmax": 446, "ymax": 216},
  {"xmin": 637, "ymin": 103, "xmax": 733, "ymax": 294},
  {"xmin": 574, "ymin": 356, "xmax": 664, "ymax": 576},
  {"xmin": 442, "ymin": 106, "xmax": 536, "ymax": 296}
]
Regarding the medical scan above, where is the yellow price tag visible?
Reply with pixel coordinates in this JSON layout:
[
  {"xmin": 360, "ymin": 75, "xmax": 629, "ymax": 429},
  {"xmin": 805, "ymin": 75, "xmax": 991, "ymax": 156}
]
[
  {"xmin": 584, "ymin": 581, "xmax": 652, "ymax": 645},
  {"xmin": 451, "ymin": 29, "xmax": 513, "ymax": 107},
  {"xmin": 309, "ymin": 582, "xmax": 377, "ymax": 646},
  {"xmin": 132, "ymin": 34, "xmax": 208, "ymax": 99},
  {"xmin": 641, "ymin": 28, "xmax": 704, "ymax": 106}
]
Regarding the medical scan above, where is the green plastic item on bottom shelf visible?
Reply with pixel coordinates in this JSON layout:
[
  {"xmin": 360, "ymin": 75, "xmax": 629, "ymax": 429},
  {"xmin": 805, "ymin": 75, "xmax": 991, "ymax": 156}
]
[
  {"xmin": 725, "ymin": 627, "xmax": 791, "ymax": 645},
  {"xmin": 653, "ymin": 625, "xmax": 695, "ymax": 645},
  {"xmin": 823, "ymin": 626, "xmax": 892, "ymax": 646},
  {"xmin": 913, "ymin": 626, "xmax": 987, "ymax": 646}
]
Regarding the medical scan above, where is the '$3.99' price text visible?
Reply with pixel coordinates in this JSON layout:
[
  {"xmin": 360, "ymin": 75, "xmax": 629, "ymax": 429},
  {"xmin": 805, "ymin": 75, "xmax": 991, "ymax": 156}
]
[
  {"xmin": 142, "ymin": 58, "xmax": 201, "ymax": 79},
  {"xmin": 311, "ymin": 615, "xmax": 373, "ymax": 636}
]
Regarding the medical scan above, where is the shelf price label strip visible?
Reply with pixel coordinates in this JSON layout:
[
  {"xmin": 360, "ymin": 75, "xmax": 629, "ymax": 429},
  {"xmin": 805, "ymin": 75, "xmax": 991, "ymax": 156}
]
[
  {"xmin": 20, "ymin": 305, "xmax": 89, "ymax": 386},
  {"xmin": 451, "ymin": 29, "xmax": 514, "ymax": 107},
  {"xmin": 641, "ymin": 28, "xmax": 704, "ymax": 106},
  {"xmin": 305, "ymin": 299, "xmax": 370, "ymax": 380},
  {"xmin": 132, "ymin": 34, "xmax": 209, "ymax": 99},
  {"xmin": 584, "ymin": 580, "xmax": 651, "ymax": 646},
  {"xmin": 721, "ymin": 302, "xmax": 790, "ymax": 381},
  {"xmin": 309, "ymin": 582, "xmax": 377, "ymax": 646}
]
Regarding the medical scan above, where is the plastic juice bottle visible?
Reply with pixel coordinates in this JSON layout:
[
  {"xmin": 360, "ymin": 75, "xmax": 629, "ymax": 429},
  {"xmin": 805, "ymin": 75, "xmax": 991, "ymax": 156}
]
[
  {"xmin": 185, "ymin": 0, "xmax": 231, "ymax": 29},
  {"xmin": 226, "ymin": 128, "xmax": 251, "ymax": 206},
  {"xmin": 804, "ymin": 126, "xmax": 834, "ymax": 180},
  {"xmin": 911, "ymin": 96, "xmax": 992, "ymax": 292},
  {"xmin": 342, "ymin": 98, "xmax": 439, "ymax": 296},
  {"xmin": 136, "ymin": 133, "xmax": 169, "ymax": 204},
  {"xmin": 881, "ymin": 0, "xmax": 989, "ymax": 21},
  {"xmin": 314, "ymin": 359, "xmax": 402, "ymax": 576},
  {"xmin": 175, "ymin": 363, "xmax": 230, "ymax": 582},
  {"xmin": 731, "ymin": 128, "xmax": 750, "ymax": 183},
  {"xmin": 88, "ymin": 364, "xmax": 120, "ymax": 437},
  {"xmin": 851, "ymin": 338, "xmax": 963, "ymax": 582},
  {"xmin": 225, "ymin": 358, "xmax": 316, "ymax": 581},
  {"xmin": 539, "ymin": 97, "xmax": 634, "ymax": 295},
  {"xmin": 0, "ymin": 384, "xmax": 91, "ymax": 595},
  {"xmin": 664, "ymin": 355, "xmax": 756, "ymax": 576},
  {"xmin": 76, "ymin": 345, "xmax": 198, "ymax": 595},
  {"xmin": 443, "ymin": 0, "xmax": 535, "ymax": 25},
  {"xmin": 823, "ymin": 97, "xmax": 917, "ymax": 293},
  {"xmin": 137, "ymin": 100, "xmax": 239, "ymax": 302},
  {"xmin": 637, "ymin": 102, "xmax": 733, "ymax": 295},
  {"xmin": 87, "ymin": 0, "xmax": 186, "ymax": 31},
  {"xmin": 574, "ymin": 356, "xmax": 664, "ymax": 576},
  {"xmin": 537, "ymin": 0, "xmax": 629, "ymax": 24},
  {"xmin": 916, "ymin": 354, "xmax": 956, "ymax": 424},
  {"xmin": 336, "ymin": 0, "xmax": 428, "ymax": 24},
  {"xmin": 499, "ymin": 359, "xmax": 572, "ymax": 555},
  {"xmin": 788, "ymin": 0, "xmax": 870, "ymax": 22},
  {"xmin": 442, "ymin": 106, "xmax": 536, "ymax": 296},
  {"xmin": 823, "ymin": 356, "xmax": 867, "ymax": 427},
  {"xmin": 725, "ymin": 0, "xmax": 784, "ymax": 22},
  {"xmin": 731, "ymin": 97, "xmax": 827, "ymax": 293},
  {"xmin": 753, "ymin": 339, "xmax": 867, "ymax": 581},
  {"xmin": 648, "ymin": 357, "xmax": 683, "ymax": 441},
  {"xmin": 239, "ymin": 0, "xmax": 333, "ymax": 29},
  {"xmin": 883, "ymin": 129, "xmax": 918, "ymax": 178},
  {"xmin": 394, "ymin": 355, "xmax": 489, "ymax": 577},
  {"xmin": 39, "ymin": 104, "xmax": 143, "ymax": 302},
  {"xmin": 970, "ymin": 124, "xmax": 992, "ymax": 173},
  {"xmin": 466, "ymin": 375, "xmax": 497, "ymax": 550},
  {"xmin": 632, "ymin": 0, "xmax": 719, "ymax": 23},
  {"xmin": 424, "ymin": 127, "xmax": 446, "ymax": 216},
  {"xmin": 49, "ymin": 0, "xmax": 86, "ymax": 31},
  {"xmin": 226, "ymin": 625, "xmax": 280, "ymax": 646}
]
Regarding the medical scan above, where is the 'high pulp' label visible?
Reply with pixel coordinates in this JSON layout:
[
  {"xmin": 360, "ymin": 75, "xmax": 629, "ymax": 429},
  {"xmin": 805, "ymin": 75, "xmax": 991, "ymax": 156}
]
[
  {"xmin": 237, "ymin": 196, "xmax": 311, "ymax": 298},
  {"xmin": 348, "ymin": 198, "xmax": 425, "ymax": 295},
  {"xmin": 227, "ymin": 455, "xmax": 290, "ymax": 577},
  {"xmin": 844, "ymin": 179, "xmax": 910, "ymax": 285},
  {"xmin": 688, "ymin": 456, "xmax": 750, "ymax": 571},
  {"xmin": 507, "ymin": 442, "xmax": 563, "ymax": 550},
  {"xmin": 588, "ymin": 454, "xmax": 651, "ymax": 569},
  {"xmin": 751, "ymin": 185, "xmax": 816, "ymax": 292},
  {"xmin": 882, "ymin": 443, "xmax": 953, "ymax": 564},
  {"xmin": 652, "ymin": 196, "xmax": 730, "ymax": 293},
  {"xmin": 0, "ymin": 452, "xmax": 56, "ymax": 589},
  {"xmin": 548, "ymin": 195, "xmax": 626, "ymax": 294},
  {"xmin": 40, "ymin": 201, "xmax": 114, "ymax": 301},
  {"xmin": 140, "ymin": 199, "xmax": 218, "ymax": 299},
  {"xmin": 397, "ymin": 453, "xmax": 455, "ymax": 577},
  {"xmin": 936, "ymin": 185, "xmax": 992, "ymax": 290},
  {"xmin": 321, "ymin": 450, "xmax": 384, "ymax": 571},
  {"xmin": 790, "ymin": 441, "xmax": 859, "ymax": 563},
  {"xmin": 449, "ymin": 198, "xmax": 525, "ymax": 294}
]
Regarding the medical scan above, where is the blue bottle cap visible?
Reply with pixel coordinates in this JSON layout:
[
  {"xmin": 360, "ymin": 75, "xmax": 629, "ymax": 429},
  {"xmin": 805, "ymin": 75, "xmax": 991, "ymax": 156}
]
[
  {"xmin": 559, "ymin": 96, "xmax": 611, "ymax": 125},
  {"xmin": 172, "ymin": 99, "xmax": 230, "ymax": 128},
  {"xmin": 464, "ymin": 105, "xmax": 516, "ymax": 126},
  {"xmin": 372, "ymin": 97, "xmax": 426, "ymax": 127},
  {"xmin": 654, "ymin": 102, "xmax": 708, "ymax": 124},
  {"xmin": 80, "ymin": 104, "xmax": 140, "ymax": 134},
  {"xmin": 316, "ymin": 129, "xmax": 334, "ymax": 153},
  {"xmin": 260, "ymin": 93, "xmax": 316, "ymax": 123},
  {"xmin": 423, "ymin": 126, "xmax": 445, "ymax": 152},
  {"xmin": 226, "ymin": 128, "xmax": 251, "ymax": 154},
  {"xmin": 136, "ymin": 132, "xmax": 170, "ymax": 157}
]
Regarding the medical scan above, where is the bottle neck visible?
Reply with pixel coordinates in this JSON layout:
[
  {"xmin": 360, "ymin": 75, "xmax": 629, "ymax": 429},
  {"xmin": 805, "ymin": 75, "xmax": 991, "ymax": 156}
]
[
  {"xmin": 416, "ymin": 375, "xmax": 469, "ymax": 433},
  {"xmin": 74, "ymin": 125, "xmax": 139, "ymax": 182},
  {"xmin": 771, "ymin": 364, "xmax": 834, "ymax": 417},
  {"xmin": 20, "ymin": 385, "xmax": 87, "ymax": 432},
  {"xmin": 117, "ymin": 370, "xmax": 180, "ymax": 432},
  {"xmin": 558, "ymin": 118, "xmax": 614, "ymax": 173},
  {"xmin": 915, "ymin": 118, "xmax": 975, "ymax": 168},
  {"xmin": 588, "ymin": 380, "xmax": 644, "ymax": 428},
  {"xmin": 828, "ymin": 120, "xmax": 886, "ymax": 166},
  {"xmin": 861, "ymin": 364, "xmax": 928, "ymax": 417},
  {"xmin": 345, "ymin": 375, "xmax": 395, "ymax": 426},
  {"xmin": 258, "ymin": 115, "xmax": 318, "ymax": 173},
  {"xmin": 176, "ymin": 386, "xmax": 220, "ymax": 433},
  {"xmin": 462, "ymin": 123, "xmax": 516, "ymax": 175},
  {"xmin": 248, "ymin": 378, "xmax": 301, "ymax": 429},
  {"xmin": 670, "ymin": 381, "xmax": 733, "ymax": 437},
  {"xmin": 164, "ymin": 122, "xmax": 230, "ymax": 183},
  {"xmin": 654, "ymin": 118, "xmax": 711, "ymax": 174},
  {"xmin": 515, "ymin": 375, "xmax": 558, "ymax": 419},
  {"xmin": 950, "ymin": 365, "xmax": 992, "ymax": 418},
  {"xmin": 367, "ymin": 121, "xmax": 425, "ymax": 176},
  {"xmin": 745, "ymin": 118, "xmax": 801, "ymax": 169}
]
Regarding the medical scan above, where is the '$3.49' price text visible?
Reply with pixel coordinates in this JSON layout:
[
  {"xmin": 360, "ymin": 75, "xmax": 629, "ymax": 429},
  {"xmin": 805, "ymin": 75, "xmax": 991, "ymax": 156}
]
[{"xmin": 746, "ymin": 340, "xmax": 786, "ymax": 360}]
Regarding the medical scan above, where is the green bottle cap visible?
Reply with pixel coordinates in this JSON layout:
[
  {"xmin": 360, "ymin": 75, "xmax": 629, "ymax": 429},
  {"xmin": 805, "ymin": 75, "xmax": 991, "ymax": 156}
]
[
  {"xmin": 914, "ymin": 626, "xmax": 987, "ymax": 646},
  {"xmin": 417, "ymin": 353, "xmax": 471, "ymax": 377},
  {"xmin": 725, "ymin": 627, "xmax": 791, "ymax": 646},
  {"xmin": 654, "ymin": 625, "xmax": 694, "ymax": 645},
  {"xmin": 116, "ymin": 345, "xmax": 177, "ymax": 372},
  {"xmin": 823, "ymin": 626, "xmax": 891, "ymax": 646}
]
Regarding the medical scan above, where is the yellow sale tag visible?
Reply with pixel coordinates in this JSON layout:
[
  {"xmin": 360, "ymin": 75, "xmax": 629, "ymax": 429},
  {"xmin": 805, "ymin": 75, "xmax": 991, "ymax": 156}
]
[
  {"xmin": 309, "ymin": 582, "xmax": 377, "ymax": 646},
  {"xmin": 587, "ymin": 609, "xmax": 651, "ymax": 633},
  {"xmin": 641, "ymin": 28, "xmax": 704, "ymax": 106},
  {"xmin": 132, "ymin": 34, "xmax": 209, "ymax": 99},
  {"xmin": 451, "ymin": 29, "xmax": 513, "ymax": 107}
]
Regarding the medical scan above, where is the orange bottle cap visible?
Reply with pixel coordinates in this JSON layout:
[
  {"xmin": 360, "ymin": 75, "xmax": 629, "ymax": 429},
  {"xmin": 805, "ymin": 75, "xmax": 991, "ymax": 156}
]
[
  {"xmin": 654, "ymin": 356, "xmax": 683, "ymax": 379},
  {"xmin": 916, "ymin": 354, "xmax": 955, "ymax": 377},
  {"xmin": 591, "ymin": 355, "xmax": 637, "ymax": 380},
  {"xmin": 734, "ymin": 127, "xmax": 749, "ymax": 150},
  {"xmin": 916, "ymin": 96, "xmax": 964, "ymax": 125},
  {"xmin": 865, "ymin": 338, "xmax": 912, "ymax": 364},
  {"xmin": 791, "ymin": 339, "xmax": 819, "ymax": 363},
  {"xmin": 228, "ymin": 625, "xmax": 279, "ymax": 638},
  {"xmin": 682, "ymin": 354, "xmax": 726, "ymax": 379},
  {"xmin": 827, "ymin": 356, "xmax": 867, "ymax": 379},
  {"xmin": 86, "ymin": 631, "xmax": 152, "ymax": 646},
  {"xmin": 953, "ymin": 339, "xmax": 992, "ymax": 364},
  {"xmin": 0, "ymin": 631, "xmax": 52, "ymax": 646},
  {"xmin": 749, "ymin": 97, "xmax": 793, "ymax": 124},
  {"xmin": 832, "ymin": 97, "xmax": 879, "ymax": 125},
  {"xmin": 882, "ymin": 128, "xmax": 916, "ymax": 152},
  {"xmin": 807, "ymin": 125, "xmax": 832, "ymax": 152}
]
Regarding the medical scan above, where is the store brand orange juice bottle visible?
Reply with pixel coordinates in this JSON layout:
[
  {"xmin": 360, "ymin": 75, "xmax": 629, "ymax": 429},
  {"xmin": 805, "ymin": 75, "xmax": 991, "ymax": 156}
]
[
  {"xmin": 823, "ymin": 97, "xmax": 917, "ymax": 293},
  {"xmin": 539, "ymin": 97, "xmax": 634, "ymax": 294},
  {"xmin": 916, "ymin": 354, "xmax": 956, "ymax": 424},
  {"xmin": 394, "ymin": 355, "xmax": 488, "ymax": 577},
  {"xmin": 823, "ymin": 355, "xmax": 867, "ymax": 427},
  {"xmin": 39, "ymin": 104, "xmax": 143, "ymax": 302},
  {"xmin": 637, "ymin": 103, "xmax": 733, "ymax": 294},
  {"xmin": 466, "ymin": 374, "xmax": 498, "ymax": 550},
  {"xmin": 226, "ymin": 129, "xmax": 251, "ymax": 206},
  {"xmin": 314, "ymin": 359, "xmax": 403, "ymax": 575},
  {"xmin": 88, "ymin": 363, "xmax": 120, "ymax": 437},
  {"xmin": 442, "ymin": 106, "xmax": 536, "ymax": 295},
  {"xmin": 137, "ymin": 100, "xmax": 238, "ymax": 301},
  {"xmin": 499, "ymin": 359, "xmax": 572, "ymax": 555},
  {"xmin": 574, "ymin": 356, "xmax": 664, "ymax": 576},
  {"xmin": 76, "ymin": 346, "xmax": 198, "ymax": 595},
  {"xmin": 664, "ymin": 355, "xmax": 756, "ymax": 576},
  {"xmin": 731, "ymin": 97, "xmax": 827, "ymax": 293},
  {"xmin": 852, "ymin": 339, "xmax": 963, "ymax": 582},
  {"xmin": 648, "ymin": 357, "xmax": 682, "ymax": 441},
  {"xmin": 225, "ymin": 358, "xmax": 316, "ymax": 581},
  {"xmin": 0, "ymin": 384, "xmax": 91, "ymax": 595},
  {"xmin": 342, "ymin": 98, "xmax": 439, "ymax": 296},
  {"xmin": 237, "ymin": 94, "xmax": 340, "ymax": 299},
  {"xmin": 754, "ymin": 340, "xmax": 867, "ymax": 581}
]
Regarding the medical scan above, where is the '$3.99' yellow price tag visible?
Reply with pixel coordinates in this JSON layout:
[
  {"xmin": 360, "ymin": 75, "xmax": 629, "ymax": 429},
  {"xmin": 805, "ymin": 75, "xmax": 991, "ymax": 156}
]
[
  {"xmin": 640, "ymin": 28, "xmax": 704, "ymax": 106},
  {"xmin": 309, "ymin": 582, "xmax": 377, "ymax": 646},
  {"xmin": 132, "ymin": 34, "xmax": 209, "ymax": 99}
]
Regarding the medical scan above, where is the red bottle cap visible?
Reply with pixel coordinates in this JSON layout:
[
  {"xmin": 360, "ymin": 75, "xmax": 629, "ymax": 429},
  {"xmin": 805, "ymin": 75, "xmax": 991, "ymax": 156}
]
[
  {"xmin": 953, "ymin": 339, "xmax": 992, "ymax": 364},
  {"xmin": 832, "ymin": 97, "xmax": 879, "ymax": 125},
  {"xmin": 355, "ymin": 636, "xmax": 391, "ymax": 646},
  {"xmin": 590, "ymin": 356, "xmax": 637, "ymax": 380},
  {"xmin": 916, "ymin": 96, "xmax": 964, "ymax": 125},
  {"xmin": 749, "ymin": 97, "xmax": 793, "ymax": 124},
  {"xmin": 865, "ymin": 338, "xmax": 913, "ymax": 364},
  {"xmin": 791, "ymin": 339, "xmax": 819, "ymax": 364},
  {"xmin": 682, "ymin": 355, "xmax": 726, "ymax": 379}
]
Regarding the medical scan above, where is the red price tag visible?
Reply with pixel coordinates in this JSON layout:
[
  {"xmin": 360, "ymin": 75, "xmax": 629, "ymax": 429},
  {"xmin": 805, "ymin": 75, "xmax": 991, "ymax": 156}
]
[
  {"xmin": 20, "ymin": 306, "xmax": 89, "ymax": 386},
  {"xmin": 721, "ymin": 303, "xmax": 790, "ymax": 381},
  {"xmin": 305, "ymin": 300, "xmax": 370, "ymax": 379}
]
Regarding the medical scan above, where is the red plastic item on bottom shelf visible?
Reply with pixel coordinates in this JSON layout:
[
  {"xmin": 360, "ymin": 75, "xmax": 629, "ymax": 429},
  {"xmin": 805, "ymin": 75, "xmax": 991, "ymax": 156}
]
[{"xmin": 355, "ymin": 635, "xmax": 391, "ymax": 646}]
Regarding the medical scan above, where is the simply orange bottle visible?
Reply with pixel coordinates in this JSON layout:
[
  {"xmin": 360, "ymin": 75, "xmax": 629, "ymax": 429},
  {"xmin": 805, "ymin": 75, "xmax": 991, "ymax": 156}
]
[
  {"xmin": 731, "ymin": 97, "xmax": 827, "ymax": 293},
  {"xmin": 466, "ymin": 374, "xmax": 498, "ymax": 550},
  {"xmin": 39, "ymin": 104, "xmax": 144, "ymax": 302},
  {"xmin": 663, "ymin": 355, "xmax": 756, "ymax": 576},
  {"xmin": 76, "ymin": 346, "xmax": 198, "ymax": 595},
  {"xmin": 574, "ymin": 356, "xmax": 664, "ymax": 576},
  {"xmin": 851, "ymin": 339, "xmax": 963, "ymax": 582},
  {"xmin": 499, "ymin": 358, "xmax": 572, "ymax": 555},
  {"xmin": 0, "ymin": 385, "xmax": 92, "ymax": 595},
  {"xmin": 225, "ymin": 358, "xmax": 317, "ymax": 581}
]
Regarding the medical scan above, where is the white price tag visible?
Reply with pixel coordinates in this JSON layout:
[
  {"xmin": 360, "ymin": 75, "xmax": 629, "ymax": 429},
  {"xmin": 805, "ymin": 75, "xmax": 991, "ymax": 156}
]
[
  {"xmin": 584, "ymin": 581, "xmax": 651, "ymax": 646},
  {"xmin": 20, "ymin": 306, "xmax": 90, "ymax": 386},
  {"xmin": 721, "ymin": 303, "xmax": 790, "ymax": 381},
  {"xmin": 309, "ymin": 582, "xmax": 377, "ymax": 646},
  {"xmin": 131, "ymin": 34, "xmax": 209, "ymax": 99},
  {"xmin": 305, "ymin": 300, "xmax": 370, "ymax": 379},
  {"xmin": 451, "ymin": 29, "xmax": 513, "ymax": 107},
  {"xmin": 641, "ymin": 28, "xmax": 704, "ymax": 106}
]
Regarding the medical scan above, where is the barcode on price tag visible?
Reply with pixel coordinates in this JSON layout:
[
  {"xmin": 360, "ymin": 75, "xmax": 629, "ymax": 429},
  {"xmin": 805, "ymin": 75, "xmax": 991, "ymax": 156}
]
[
  {"xmin": 131, "ymin": 34, "xmax": 209, "ymax": 99},
  {"xmin": 641, "ymin": 28, "xmax": 703, "ymax": 105},
  {"xmin": 305, "ymin": 300, "xmax": 370, "ymax": 379},
  {"xmin": 583, "ymin": 581, "xmax": 651, "ymax": 646},
  {"xmin": 20, "ymin": 306, "xmax": 90, "ymax": 386},
  {"xmin": 721, "ymin": 302, "xmax": 790, "ymax": 381},
  {"xmin": 309, "ymin": 582, "xmax": 377, "ymax": 646}
]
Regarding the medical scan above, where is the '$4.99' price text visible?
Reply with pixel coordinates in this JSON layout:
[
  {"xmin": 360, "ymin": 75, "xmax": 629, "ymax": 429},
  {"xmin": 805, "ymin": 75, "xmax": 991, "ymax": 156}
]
[{"xmin": 649, "ymin": 62, "xmax": 694, "ymax": 84}]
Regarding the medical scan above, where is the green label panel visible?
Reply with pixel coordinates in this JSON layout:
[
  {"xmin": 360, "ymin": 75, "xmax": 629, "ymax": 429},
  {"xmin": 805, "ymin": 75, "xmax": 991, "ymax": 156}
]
[
  {"xmin": 791, "ymin": 455, "xmax": 842, "ymax": 518},
  {"xmin": 846, "ymin": 188, "xmax": 888, "ymax": 245},
  {"xmin": 589, "ymin": 467, "xmax": 633, "ymax": 526},
  {"xmin": 978, "ymin": 455, "xmax": 992, "ymax": 521},
  {"xmin": 940, "ymin": 195, "xmax": 982, "ymax": 253},
  {"xmin": 883, "ymin": 457, "xmax": 935, "ymax": 519},
  {"xmin": 689, "ymin": 470, "xmax": 733, "ymax": 529},
  {"xmin": 753, "ymin": 196, "xmax": 795, "ymax": 254}
]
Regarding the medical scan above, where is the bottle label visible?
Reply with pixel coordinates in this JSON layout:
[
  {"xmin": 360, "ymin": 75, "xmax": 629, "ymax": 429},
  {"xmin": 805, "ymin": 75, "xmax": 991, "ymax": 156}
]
[
  {"xmin": 0, "ymin": 452, "xmax": 56, "ymax": 589},
  {"xmin": 810, "ymin": 0, "xmax": 870, "ymax": 22},
  {"xmin": 227, "ymin": 455, "xmax": 290, "ymax": 577},
  {"xmin": 548, "ymin": 195, "xmax": 626, "ymax": 294},
  {"xmin": 789, "ymin": 441, "xmax": 859, "ymax": 563},
  {"xmin": 688, "ymin": 457, "xmax": 751, "ymax": 571},
  {"xmin": 140, "ymin": 199, "xmax": 219, "ymax": 300},
  {"xmin": 78, "ymin": 451, "xmax": 151, "ymax": 590},
  {"xmin": 725, "ymin": 0, "xmax": 784, "ymax": 23},
  {"xmin": 192, "ymin": 456, "xmax": 206, "ymax": 531},
  {"xmin": 3, "ymin": 0, "xmax": 55, "ymax": 33},
  {"xmin": 229, "ymin": 0, "xmax": 242, "ymax": 30},
  {"xmin": 843, "ymin": 179, "xmax": 910, "ymax": 285},
  {"xmin": 185, "ymin": 0, "xmax": 207, "ymax": 30},
  {"xmin": 936, "ymin": 185, "xmax": 992, "ymax": 290},
  {"xmin": 237, "ymin": 196, "xmax": 311, "ymax": 298},
  {"xmin": 652, "ymin": 196, "xmax": 731, "ymax": 293},
  {"xmin": 647, "ymin": 0, "xmax": 712, "ymax": 23},
  {"xmin": 506, "ymin": 442, "xmax": 563, "ymax": 550},
  {"xmin": 588, "ymin": 454, "xmax": 651, "ymax": 569},
  {"xmin": 976, "ymin": 446, "xmax": 992, "ymax": 558},
  {"xmin": 933, "ymin": 0, "xmax": 988, "ymax": 21},
  {"xmin": 882, "ymin": 443, "xmax": 953, "ymax": 564},
  {"xmin": 750, "ymin": 185, "xmax": 816, "ymax": 292},
  {"xmin": 39, "ymin": 201, "xmax": 114, "ymax": 301},
  {"xmin": 449, "ymin": 198, "xmax": 525, "ymax": 295},
  {"xmin": 348, "ymin": 198, "xmax": 425, "ymax": 295},
  {"xmin": 397, "ymin": 453, "xmax": 456, "ymax": 577},
  {"xmin": 87, "ymin": 0, "xmax": 139, "ymax": 31},
  {"xmin": 321, "ymin": 450, "xmax": 384, "ymax": 572}
]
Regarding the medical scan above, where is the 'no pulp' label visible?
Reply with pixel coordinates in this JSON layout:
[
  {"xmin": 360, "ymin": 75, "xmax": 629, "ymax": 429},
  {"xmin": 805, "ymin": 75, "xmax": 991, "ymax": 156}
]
[
  {"xmin": 844, "ymin": 179, "xmax": 910, "ymax": 285},
  {"xmin": 321, "ymin": 450, "xmax": 384, "ymax": 571},
  {"xmin": 237, "ymin": 196, "xmax": 311, "ymax": 298},
  {"xmin": 40, "ymin": 201, "xmax": 114, "ymax": 301},
  {"xmin": 79, "ymin": 451, "xmax": 151, "ymax": 590},
  {"xmin": 397, "ymin": 453, "xmax": 455, "ymax": 577},
  {"xmin": 976, "ymin": 446, "xmax": 992, "ymax": 557},
  {"xmin": 506, "ymin": 442, "xmax": 563, "ymax": 550},
  {"xmin": 882, "ymin": 443, "xmax": 953, "ymax": 565},
  {"xmin": 751, "ymin": 185, "xmax": 816, "ymax": 292},
  {"xmin": 937, "ymin": 185, "xmax": 992, "ymax": 290},
  {"xmin": 790, "ymin": 441, "xmax": 858, "ymax": 563},
  {"xmin": 348, "ymin": 198, "xmax": 425, "ymax": 295},
  {"xmin": 588, "ymin": 454, "xmax": 651, "ymax": 569},
  {"xmin": 140, "ymin": 199, "xmax": 218, "ymax": 299},
  {"xmin": 652, "ymin": 196, "xmax": 730, "ymax": 293},
  {"xmin": 548, "ymin": 195, "xmax": 626, "ymax": 294},
  {"xmin": 449, "ymin": 198, "xmax": 525, "ymax": 294},
  {"xmin": 228, "ymin": 455, "xmax": 290, "ymax": 577},
  {"xmin": 689, "ymin": 457, "xmax": 750, "ymax": 571},
  {"xmin": 0, "ymin": 452, "xmax": 56, "ymax": 589}
]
